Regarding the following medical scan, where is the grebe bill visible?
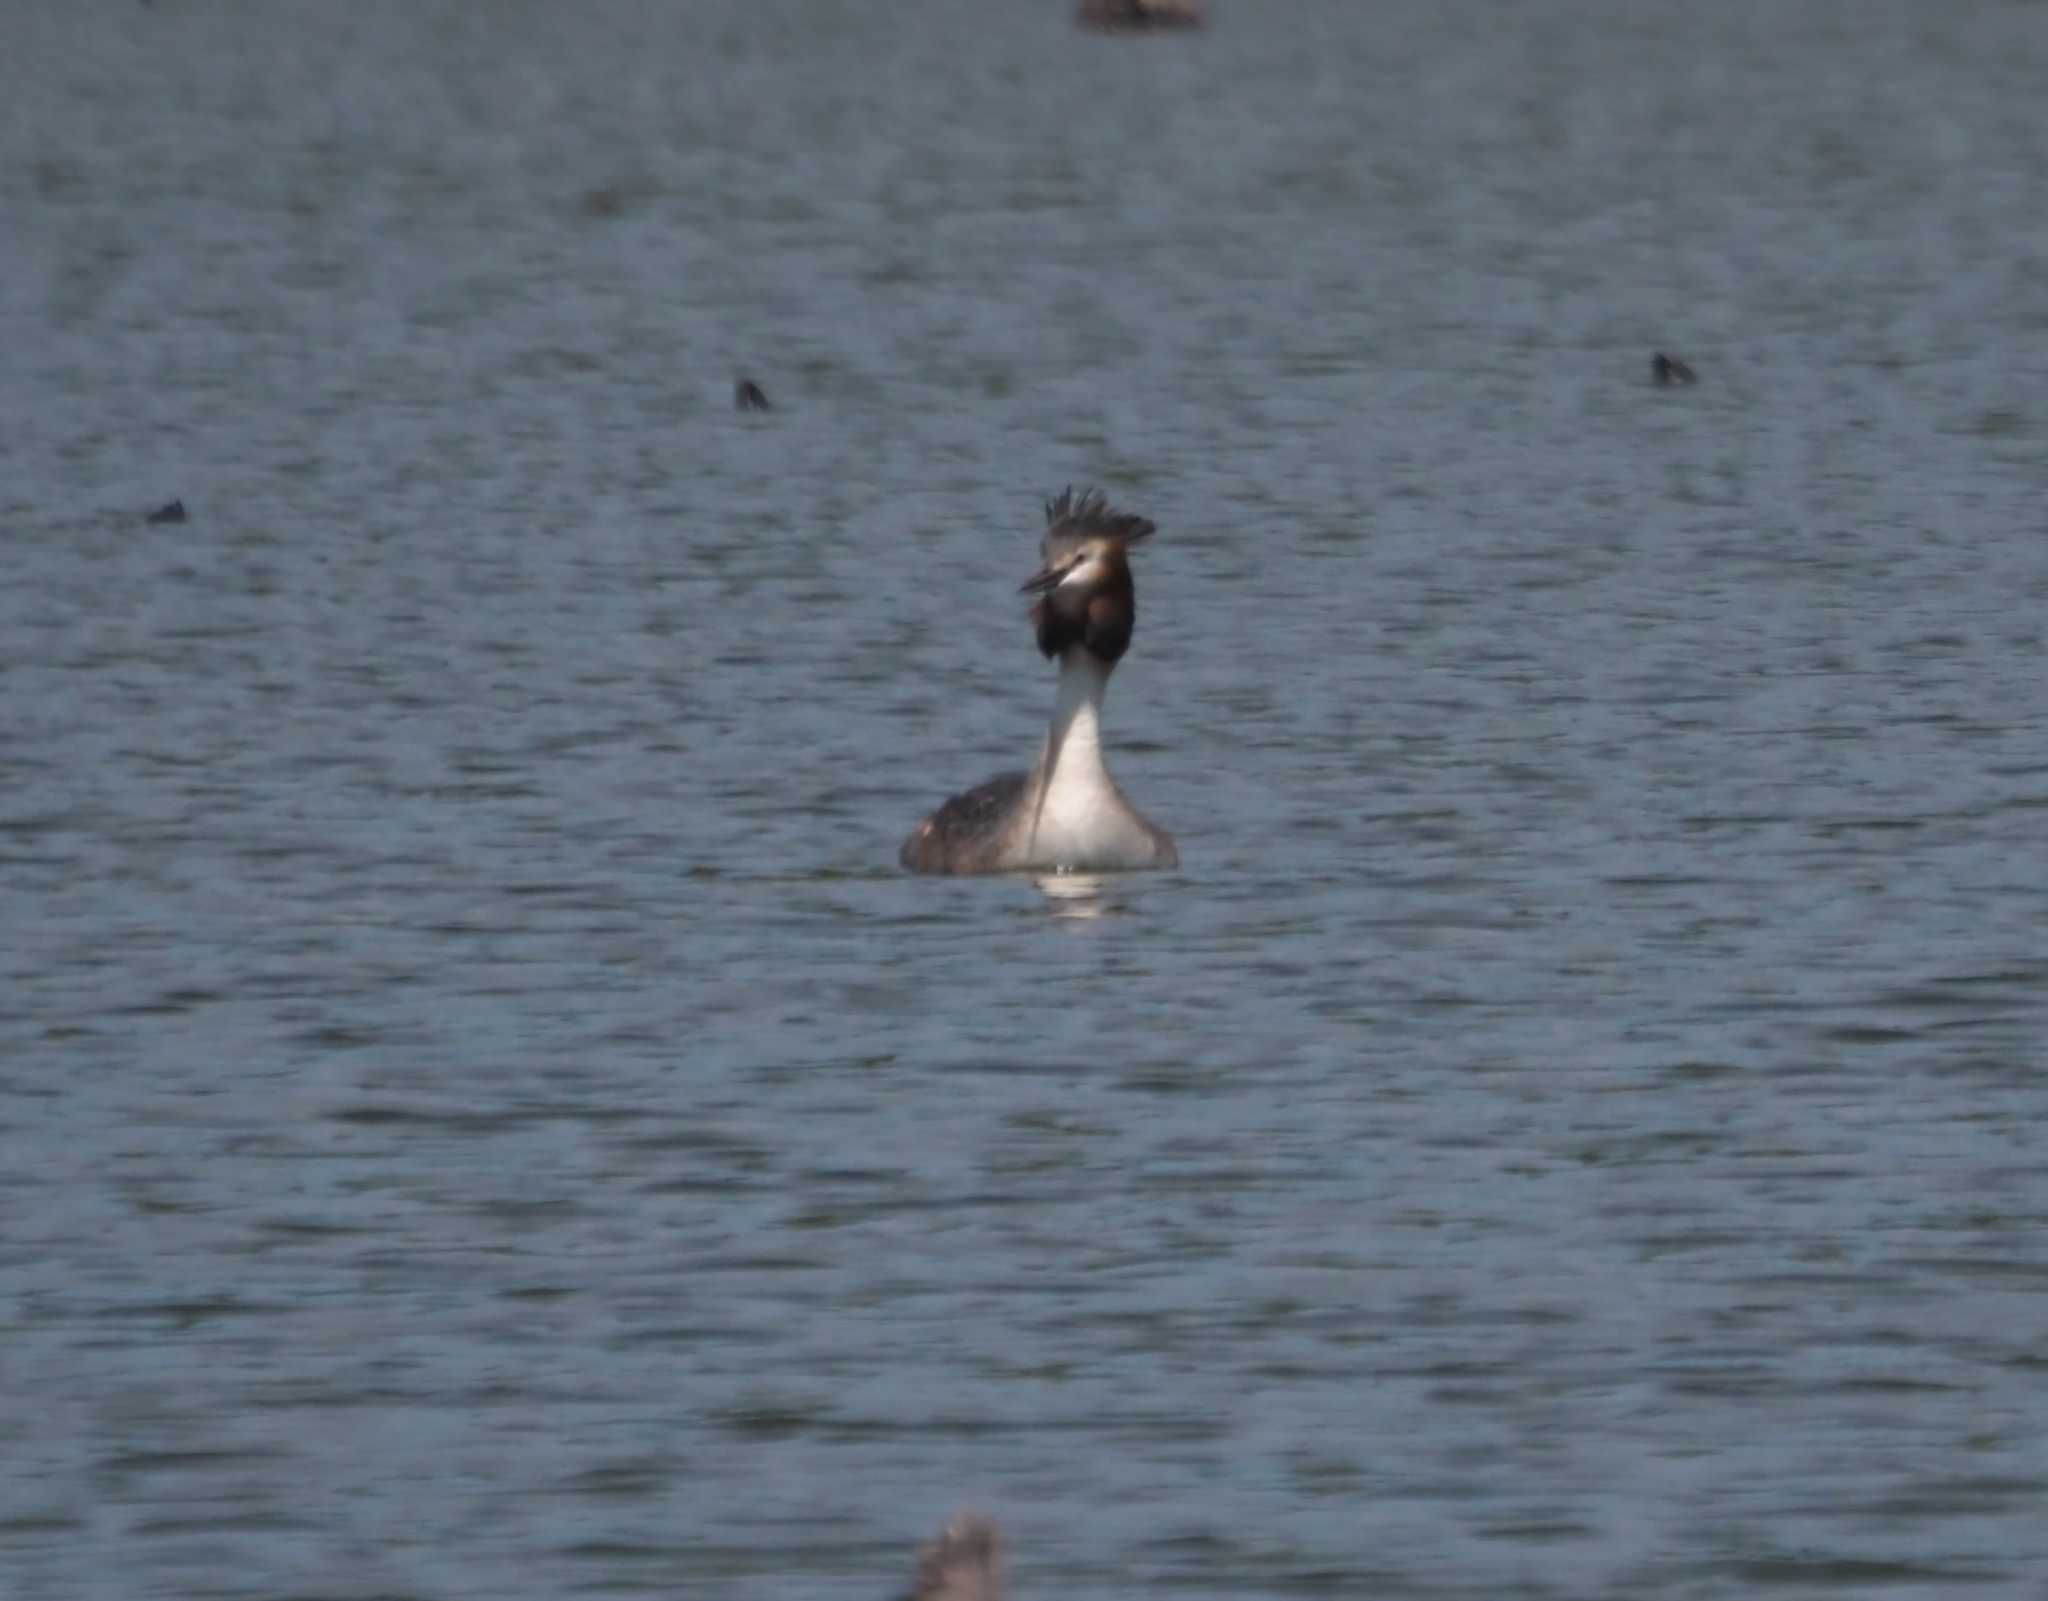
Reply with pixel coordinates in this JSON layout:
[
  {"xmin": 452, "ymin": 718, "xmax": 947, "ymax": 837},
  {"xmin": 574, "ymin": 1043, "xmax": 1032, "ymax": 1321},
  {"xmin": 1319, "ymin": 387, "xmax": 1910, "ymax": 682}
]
[{"xmin": 900, "ymin": 489, "xmax": 1178, "ymax": 876}]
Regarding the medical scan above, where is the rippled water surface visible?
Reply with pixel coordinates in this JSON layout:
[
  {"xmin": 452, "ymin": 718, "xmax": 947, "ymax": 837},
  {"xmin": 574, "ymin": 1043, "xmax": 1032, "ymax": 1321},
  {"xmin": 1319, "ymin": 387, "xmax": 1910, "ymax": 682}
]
[{"xmin": 5, "ymin": 2, "xmax": 2048, "ymax": 1598}]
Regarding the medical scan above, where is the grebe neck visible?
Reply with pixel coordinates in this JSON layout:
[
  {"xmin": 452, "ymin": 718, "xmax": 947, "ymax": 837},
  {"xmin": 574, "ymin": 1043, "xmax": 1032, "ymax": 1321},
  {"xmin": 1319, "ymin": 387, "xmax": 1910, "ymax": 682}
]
[
  {"xmin": 1026, "ymin": 648, "xmax": 1119, "ymax": 855},
  {"xmin": 1039, "ymin": 648, "xmax": 1113, "ymax": 786}
]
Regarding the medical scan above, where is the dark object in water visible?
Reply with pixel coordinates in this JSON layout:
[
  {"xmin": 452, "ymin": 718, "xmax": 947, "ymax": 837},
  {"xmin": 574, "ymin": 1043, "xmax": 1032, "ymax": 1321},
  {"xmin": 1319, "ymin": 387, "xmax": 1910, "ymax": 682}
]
[
  {"xmin": 1078, "ymin": 0, "xmax": 1203, "ymax": 30},
  {"xmin": 900, "ymin": 1513, "xmax": 1001, "ymax": 1601},
  {"xmin": 734, "ymin": 377, "xmax": 772, "ymax": 412},
  {"xmin": 147, "ymin": 499, "xmax": 188, "ymax": 523},
  {"xmin": 1651, "ymin": 353, "xmax": 1697, "ymax": 386}
]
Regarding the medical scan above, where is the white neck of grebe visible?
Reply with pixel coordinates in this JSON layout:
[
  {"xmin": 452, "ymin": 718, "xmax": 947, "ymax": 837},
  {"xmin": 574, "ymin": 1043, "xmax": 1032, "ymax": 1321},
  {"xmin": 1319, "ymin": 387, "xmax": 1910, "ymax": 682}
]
[
  {"xmin": 1012, "ymin": 645, "xmax": 1175, "ymax": 872},
  {"xmin": 1036, "ymin": 648, "xmax": 1114, "ymax": 792}
]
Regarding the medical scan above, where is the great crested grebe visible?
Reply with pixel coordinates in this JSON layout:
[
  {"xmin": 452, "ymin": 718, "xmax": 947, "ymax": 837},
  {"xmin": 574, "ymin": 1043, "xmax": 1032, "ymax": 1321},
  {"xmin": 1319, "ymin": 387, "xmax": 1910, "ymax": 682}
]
[
  {"xmin": 900, "ymin": 488, "xmax": 1178, "ymax": 876},
  {"xmin": 900, "ymin": 1512, "xmax": 1001, "ymax": 1601}
]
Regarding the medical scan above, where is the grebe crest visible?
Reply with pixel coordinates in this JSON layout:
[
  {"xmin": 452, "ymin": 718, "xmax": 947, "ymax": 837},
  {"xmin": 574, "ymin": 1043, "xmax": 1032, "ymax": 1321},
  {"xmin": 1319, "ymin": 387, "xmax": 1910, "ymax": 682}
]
[
  {"xmin": 900, "ymin": 1512, "xmax": 1001, "ymax": 1601},
  {"xmin": 900, "ymin": 488, "xmax": 1178, "ymax": 876}
]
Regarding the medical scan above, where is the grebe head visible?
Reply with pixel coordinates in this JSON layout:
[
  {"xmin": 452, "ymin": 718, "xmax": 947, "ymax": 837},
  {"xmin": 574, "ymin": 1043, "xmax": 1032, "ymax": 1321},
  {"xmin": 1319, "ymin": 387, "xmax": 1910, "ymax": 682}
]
[{"xmin": 1021, "ymin": 487, "xmax": 1156, "ymax": 665}]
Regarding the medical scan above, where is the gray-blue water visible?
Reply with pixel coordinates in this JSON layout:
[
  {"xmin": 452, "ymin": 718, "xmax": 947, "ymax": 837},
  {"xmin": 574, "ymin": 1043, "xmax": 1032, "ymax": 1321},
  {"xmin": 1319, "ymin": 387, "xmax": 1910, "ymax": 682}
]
[{"xmin": 4, "ymin": 2, "xmax": 2047, "ymax": 1597}]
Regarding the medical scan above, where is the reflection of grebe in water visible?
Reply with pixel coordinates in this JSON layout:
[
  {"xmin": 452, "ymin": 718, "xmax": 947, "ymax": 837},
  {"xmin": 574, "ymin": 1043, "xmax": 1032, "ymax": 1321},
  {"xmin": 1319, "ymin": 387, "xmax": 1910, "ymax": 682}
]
[
  {"xmin": 900, "ymin": 489, "xmax": 1178, "ymax": 876},
  {"xmin": 900, "ymin": 1513, "xmax": 1001, "ymax": 1601}
]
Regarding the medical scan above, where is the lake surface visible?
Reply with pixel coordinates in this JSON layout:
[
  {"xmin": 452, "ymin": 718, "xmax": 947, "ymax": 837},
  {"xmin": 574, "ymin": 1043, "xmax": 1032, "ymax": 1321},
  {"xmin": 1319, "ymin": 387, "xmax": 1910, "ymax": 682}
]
[{"xmin": 4, "ymin": 2, "xmax": 2048, "ymax": 1597}]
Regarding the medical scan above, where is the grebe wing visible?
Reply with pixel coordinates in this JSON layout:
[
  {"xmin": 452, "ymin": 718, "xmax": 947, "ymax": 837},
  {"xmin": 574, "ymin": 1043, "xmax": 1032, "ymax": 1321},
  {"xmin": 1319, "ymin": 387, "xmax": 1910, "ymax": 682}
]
[{"xmin": 899, "ymin": 771, "xmax": 1029, "ymax": 874}]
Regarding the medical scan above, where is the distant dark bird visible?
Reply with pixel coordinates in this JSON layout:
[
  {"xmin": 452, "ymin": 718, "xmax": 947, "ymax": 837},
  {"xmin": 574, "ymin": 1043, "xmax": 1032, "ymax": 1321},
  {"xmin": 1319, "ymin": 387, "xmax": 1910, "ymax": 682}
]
[
  {"xmin": 146, "ymin": 499, "xmax": 188, "ymax": 523},
  {"xmin": 1651, "ymin": 353, "xmax": 1697, "ymax": 386},
  {"xmin": 900, "ymin": 1513, "xmax": 1001, "ymax": 1601},
  {"xmin": 1077, "ymin": 0, "xmax": 1204, "ymax": 30},
  {"xmin": 734, "ymin": 377, "xmax": 772, "ymax": 412}
]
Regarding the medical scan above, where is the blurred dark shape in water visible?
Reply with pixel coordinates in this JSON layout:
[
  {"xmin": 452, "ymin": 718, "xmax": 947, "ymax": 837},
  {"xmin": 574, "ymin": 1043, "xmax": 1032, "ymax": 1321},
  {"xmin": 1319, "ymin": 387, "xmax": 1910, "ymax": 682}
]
[
  {"xmin": 899, "ymin": 1513, "xmax": 1001, "ymax": 1601},
  {"xmin": 1078, "ymin": 0, "xmax": 1204, "ymax": 33}
]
